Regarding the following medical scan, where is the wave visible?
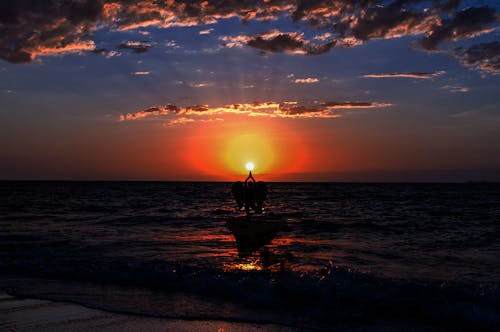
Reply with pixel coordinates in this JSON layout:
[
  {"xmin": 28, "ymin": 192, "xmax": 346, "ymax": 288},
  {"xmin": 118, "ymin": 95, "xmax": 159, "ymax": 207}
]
[{"xmin": 1, "ymin": 257, "xmax": 499, "ymax": 330}]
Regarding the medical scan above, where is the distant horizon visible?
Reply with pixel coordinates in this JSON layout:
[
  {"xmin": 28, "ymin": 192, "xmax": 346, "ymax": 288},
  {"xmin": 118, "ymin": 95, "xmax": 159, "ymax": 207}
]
[{"xmin": 2, "ymin": 169, "xmax": 500, "ymax": 183}]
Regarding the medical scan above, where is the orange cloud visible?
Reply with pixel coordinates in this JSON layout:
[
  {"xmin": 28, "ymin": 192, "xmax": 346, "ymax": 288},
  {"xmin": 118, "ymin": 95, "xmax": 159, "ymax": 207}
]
[
  {"xmin": 294, "ymin": 77, "xmax": 320, "ymax": 83},
  {"xmin": 120, "ymin": 100, "xmax": 393, "ymax": 123},
  {"xmin": 199, "ymin": 28, "xmax": 214, "ymax": 35},
  {"xmin": 131, "ymin": 71, "xmax": 151, "ymax": 75},
  {"xmin": 119, "ymin": 104, "xmax": 179, "ymax": 121}
]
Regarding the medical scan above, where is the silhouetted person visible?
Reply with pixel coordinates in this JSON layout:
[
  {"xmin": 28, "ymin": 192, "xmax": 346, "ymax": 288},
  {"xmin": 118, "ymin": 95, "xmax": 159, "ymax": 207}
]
[
  {"xmin": 244, "ymin": 179, "xmax": 258, "ymax": 214},
  {"xmin": 245, "ymin": 170, "xmax": 255, "ymax": 183},
  {"xmin": 231, "ymin": 181, "xmax": 245, "ymax": 210},
  {"xmin": 254, "ymin": 181, "xmax": 267, "ymax": 213},
  {"xmin": 232, "ymin": 170, "xmax": 267, "ymax": 215},
  {"xmin": 238, "ymin": 170, "xmax": 266, "ymax": 215}
]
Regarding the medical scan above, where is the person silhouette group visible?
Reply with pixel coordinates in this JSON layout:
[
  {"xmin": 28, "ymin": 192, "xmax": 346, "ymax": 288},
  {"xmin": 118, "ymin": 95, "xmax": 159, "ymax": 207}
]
[{"xmin": 232, "ymin": 170, "xmax": 267, "ymax": 215}]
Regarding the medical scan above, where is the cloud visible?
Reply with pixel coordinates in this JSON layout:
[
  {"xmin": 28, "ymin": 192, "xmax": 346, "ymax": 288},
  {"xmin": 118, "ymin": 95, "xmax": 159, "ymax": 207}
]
[
  {"xmin": 119, "ymin": 41, "xmax": 152, "ymax": 54},
  {"xmin": 165, "ymin": 40, "xmax": 180, "ymax": 49},
  {"xmin": 321, "ymin": 101, "xmax": 392, "ymax": 109},
  {"xmin": 419, "ymin": 7, "xmax": 499, "ymax": 51},
  {"xmin": 167, "ymin": 117, "xmax": 195, "ymax": 126},
  {"xmin": 453, "ymin": 42, "xmax": 500, "ymax": 74},
  {"xmin": 120, "ymin": 104, "xmax": 179, "ymax": 121},
  {"xmin": 188, "ymin": 82, "xmax": 213, "ymax": 88},
  {"xmin": 349, "ymin": 2, "xmax": 439, "ymax": 42},
  {"xmin": 106, "ymin": 50, "xmax": 121, "ymax": 58},
  {"xmin": 120, "ymin": 100, "xmax": 392, "ymax": 123},
  {"xmin": 314, "ymin": 32, "xmax": 332, "ymax": 41},
  {"xmin": 0, "ymin": 0, "xmax": 101, "ymax": 63},
  {"xmin": 221, "ymin": 29, "xmax": 336, "ymax": 55},
  {"xmin": 219, "ymin": 35, "xmax": 249, "ymax": 48},
  {"xmin": 0, "ymin": 0, "xmax": 497, "ymax": 75},
  {"xmin": 199, "ymin": 28, "xmax": 214, "ymax": 35},
  {"xmin": 131, "ymin": 71, "xmax": 150, "ymax": 76},
  {"xmin": 294, "ymin": 77, "xmax": 319, "ymax": 83},
  {"xmin": 450, "ymin": 110, "xmax": 476, "ymax": 118},
  {"xmin": 440, "ymin": 85, "xmax": 469, "ymax": 93},
  {"xmin": 363, "ymin": 71, "xmax": 446, "ymax": 79}
]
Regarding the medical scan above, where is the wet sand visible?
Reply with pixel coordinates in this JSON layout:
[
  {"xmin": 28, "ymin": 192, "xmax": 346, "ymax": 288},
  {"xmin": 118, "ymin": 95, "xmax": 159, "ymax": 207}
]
[
  {"xmin": 0, "ymin": 289, "xmax": 448, "ymax": 332},
  {"xmin": 0, "ymin": 291, "xmax": 302, "ymax": 332}
]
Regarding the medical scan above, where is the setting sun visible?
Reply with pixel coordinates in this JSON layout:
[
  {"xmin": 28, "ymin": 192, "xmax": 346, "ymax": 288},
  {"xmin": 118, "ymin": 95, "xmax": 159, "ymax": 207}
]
[
  {"xmin": 222, "ymin": 131, "xmax": 275, "ymax": 176},
  {"xmin": 183, "ymin": 118, "xmax": 309, "ymax": 180}
]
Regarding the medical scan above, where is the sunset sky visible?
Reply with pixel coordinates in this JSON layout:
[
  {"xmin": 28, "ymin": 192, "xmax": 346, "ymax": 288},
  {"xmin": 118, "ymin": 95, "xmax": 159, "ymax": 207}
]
[{"xmin": 1, "ymin": 0, "xmax": 499, "ymax": 181}]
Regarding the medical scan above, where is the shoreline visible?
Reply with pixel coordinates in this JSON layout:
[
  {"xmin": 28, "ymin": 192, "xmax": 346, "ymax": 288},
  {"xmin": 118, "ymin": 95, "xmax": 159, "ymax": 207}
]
[
  {"xmin": 0, "ymin": 289, "xmax": 448, "ymax": 332},
  {"xmin": 0, "ymin": 290, "xmax": 308, "ymax": 332},
  {"xmin": 0, "ymin": 276, "xmax": 449, "ymax": 332}
]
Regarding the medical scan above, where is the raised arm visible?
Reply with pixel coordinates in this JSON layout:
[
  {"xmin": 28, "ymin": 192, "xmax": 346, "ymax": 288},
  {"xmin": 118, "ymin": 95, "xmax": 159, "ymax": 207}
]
[{"xmin": 244, "ymin": 170, "xmax": 255, "ymax": 183}]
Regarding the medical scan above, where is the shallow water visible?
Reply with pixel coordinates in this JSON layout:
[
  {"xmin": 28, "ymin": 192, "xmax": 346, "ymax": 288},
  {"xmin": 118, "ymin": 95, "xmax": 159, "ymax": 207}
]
[{"xmin": 1, "ymin": 181, "xmax": 499, "ymax": 329}]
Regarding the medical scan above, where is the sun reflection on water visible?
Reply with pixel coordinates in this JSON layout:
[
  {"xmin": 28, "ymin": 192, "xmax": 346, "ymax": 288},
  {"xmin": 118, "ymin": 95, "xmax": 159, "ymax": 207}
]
[
  {"xmin": 236, "ymin": 262, "xmax": 261, "ymax": 271},
  {"xmin": 223, "ymin": 259, "xmax": 263, "ymax": 272}
]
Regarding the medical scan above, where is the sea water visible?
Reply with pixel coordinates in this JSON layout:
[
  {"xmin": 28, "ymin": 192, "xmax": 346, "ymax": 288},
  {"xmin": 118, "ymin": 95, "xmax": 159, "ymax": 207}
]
[{"xmin": 1, "ymin": 182, "xmax": 499, "ymax": 329}]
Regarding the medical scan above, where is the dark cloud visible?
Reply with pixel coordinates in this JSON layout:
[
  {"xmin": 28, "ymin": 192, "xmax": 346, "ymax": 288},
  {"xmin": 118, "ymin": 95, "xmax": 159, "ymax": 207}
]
[
  {"xmin": 0, "ymin": 0, "xmax": 497, "ymax": 75},
  {"xmin": 223, "ymin": 30, "xmax": 337, "ymax": 55},
  {"xmin": 454, "ymin": 42, "xmax": 500, "ymax": 74},
  {"xmin": 363, "ymin": 71, "xmax": 446, "ymax": 79},
  {"xmin": 322, "ymin": 101, "xmax": 372, "ymax": 107},
  {"xmin": 437, "ymin": 0, "xmax": 462, "ymax": 12},
  {"xmin": 351, "ymin": 2, "xmax": 429, "ymax": 41},
  {"xmin": 276, "ymin": 101, "xmax": 391, "ymax": 116},
  {"xmin": 119, "ymin": 41, "xmax": 152, "ymax": 54},
  {"xmin": 120, "ymin": 104, "xmax": 180, "ymax": 120},
  {"xmin": 185, "ymin": 105, "xmax": 210, "ymax": 112},
  {"xmin": 320, "ymin": 101, "xmax": 392, "ymax": 109},
  {"xmin": 420, "ymin": 7, "xmax": 499, "ymax": 50},
  {"xmin": 90, "ymin": 48, "xmax": 107, "ymax": 55},
  {"xmin": 0, "ymin": 0, "xmax": 102, "ymax": 63},
  {"xmin": 247, "ymin": 33, "xmax": 305, "ymax": 53},
  {"xmin": 278, "ymin": 104, "xmax": 325, "ymax": 115}
]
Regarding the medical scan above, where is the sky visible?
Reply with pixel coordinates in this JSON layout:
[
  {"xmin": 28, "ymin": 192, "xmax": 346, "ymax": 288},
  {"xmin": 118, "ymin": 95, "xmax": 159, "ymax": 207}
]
[{"xmin": 0, "ymin": 0, "xmax": 499, "ymax": 181}]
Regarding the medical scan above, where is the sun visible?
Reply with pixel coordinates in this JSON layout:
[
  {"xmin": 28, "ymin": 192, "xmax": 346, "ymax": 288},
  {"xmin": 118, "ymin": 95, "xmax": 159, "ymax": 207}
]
[
  {"xmin": 245, "ymin": 162, "xmax": 255, "ymax": 171},
  {"xmin": 183, "ymin": 119, "xmax": 308, "ymax": 180},
  {"xmin": 222, "ymin": 132, "xmax": 275, "ymax": 175}
]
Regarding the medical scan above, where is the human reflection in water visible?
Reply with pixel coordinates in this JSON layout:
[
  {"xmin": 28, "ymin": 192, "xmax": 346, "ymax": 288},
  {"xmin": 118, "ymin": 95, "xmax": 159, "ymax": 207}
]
[
  {"xmin": 227, "ymin": 218, "xmax": 281, "ymax": 255},
  {"xmin": 231, "ymin": 170, "xmax": 267, "ymax": 215}
]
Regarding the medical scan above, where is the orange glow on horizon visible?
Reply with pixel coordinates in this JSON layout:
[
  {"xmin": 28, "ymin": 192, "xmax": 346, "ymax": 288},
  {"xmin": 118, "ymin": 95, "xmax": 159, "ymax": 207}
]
[
  {"xmin": 183, "ymin": 118, "xmax": 308, "ymax": 180},
  {"xmin": 222, "ymin": 132, "xmax": 275, "ymax": 175}
]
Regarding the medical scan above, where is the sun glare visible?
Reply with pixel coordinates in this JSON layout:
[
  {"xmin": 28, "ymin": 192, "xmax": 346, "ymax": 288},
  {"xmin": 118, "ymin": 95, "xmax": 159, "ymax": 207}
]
[
  {"xmin": 245, "ymin": 162, "xmax": 254, "ymax": 171},
  {"xmin": 184, "ymin": 119, "xmax": 308, "ymax": 180},
  {"xmin": 222, "ymin": 132, "xmax": 275, "ymax": 175}
]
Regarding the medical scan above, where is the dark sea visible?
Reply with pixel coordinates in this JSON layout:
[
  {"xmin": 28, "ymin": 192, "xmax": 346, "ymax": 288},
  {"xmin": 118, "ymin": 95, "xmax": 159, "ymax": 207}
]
[{"xmin": 1, "ymin": 181, "xmax": 499, "ymax": 330}]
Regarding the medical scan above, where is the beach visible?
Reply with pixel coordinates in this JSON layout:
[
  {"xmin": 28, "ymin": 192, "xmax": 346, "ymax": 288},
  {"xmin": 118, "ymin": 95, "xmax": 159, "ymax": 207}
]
[
  {"xmin": 2, "ymin": 287, "xmax": 452, "ymax": 332},
  {"xmin": 0, "ymin": 290, "xmax": 305, "ymax": 332}
]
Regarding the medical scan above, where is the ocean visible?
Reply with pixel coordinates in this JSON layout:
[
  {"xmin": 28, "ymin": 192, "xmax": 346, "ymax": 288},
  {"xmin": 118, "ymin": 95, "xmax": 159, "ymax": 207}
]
[{"xmin": 1, "ymin": 181, "xmax": 499, "ymax": 330}]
